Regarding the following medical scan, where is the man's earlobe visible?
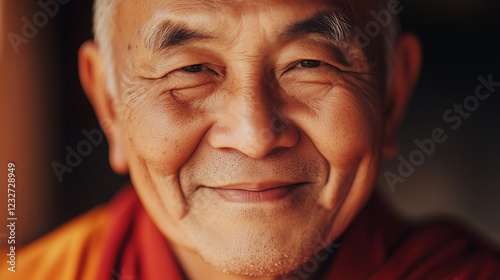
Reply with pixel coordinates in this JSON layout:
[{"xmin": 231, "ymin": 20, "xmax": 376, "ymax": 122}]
[
  {"xmin": 78, "ymin": 41, "xmax": 129, "ymax": 174},
  {"xmin": 383, "ymin": 33, "xmax": 422, "ymax": 158}
]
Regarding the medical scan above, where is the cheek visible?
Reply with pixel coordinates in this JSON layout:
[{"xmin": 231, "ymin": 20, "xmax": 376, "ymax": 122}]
[
  {"xmin": 121, "ymin": 95, "xmax": 209, "ymax": 175},
  {"xmin": 289, "ymin": 85, "xmax": 382, "ymax": 168}
]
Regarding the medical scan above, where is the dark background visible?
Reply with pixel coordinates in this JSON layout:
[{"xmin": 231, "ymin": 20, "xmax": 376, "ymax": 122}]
[{"xmin": 1, "ymin": 0, "xmax": 499, "ymax": 248}]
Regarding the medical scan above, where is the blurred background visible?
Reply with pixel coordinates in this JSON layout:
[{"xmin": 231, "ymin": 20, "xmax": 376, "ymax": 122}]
[{"xmin": 0, "ymin": 0, "xmax": 499, "ymax": 249}]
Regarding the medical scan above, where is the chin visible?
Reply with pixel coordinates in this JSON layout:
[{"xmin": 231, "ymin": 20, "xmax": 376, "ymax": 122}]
[
  {"xmin": 182, "ymin": 196, "xmax": 335, "ymax": 278},
  {"xmin": 198, "ymin": 229, "xmax": 324, "ymax": 277}
]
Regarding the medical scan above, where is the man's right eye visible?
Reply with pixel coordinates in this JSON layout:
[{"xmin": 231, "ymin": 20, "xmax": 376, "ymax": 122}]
[
  {"xmin": 295, "ymin": 60, "xmax": 323, "ymax": 68},
  {"xmin": 181, "ymin": 64, "xmax": 207, "ymax": 72}
]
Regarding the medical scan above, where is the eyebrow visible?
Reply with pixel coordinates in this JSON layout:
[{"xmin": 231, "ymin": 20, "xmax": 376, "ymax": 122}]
[
  {"xmin": 281, "ymin": 10, "xmax": 353, "ymax": 66},
  {"xmin": 145, "ymin": 20, "xmax": 212, "ymax": 54},
  {"xmin": 282, "ymin": 10, "xmax": 351, "ymax": 47},
  {"xmin": 145, "ymin": 10, "xmax": 353, "ymax": 62}
]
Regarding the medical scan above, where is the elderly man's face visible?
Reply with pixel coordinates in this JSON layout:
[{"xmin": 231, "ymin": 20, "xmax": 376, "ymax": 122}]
[{"xmin": 87, "ymin": 0, "xmax": 396, "ymax": 276}]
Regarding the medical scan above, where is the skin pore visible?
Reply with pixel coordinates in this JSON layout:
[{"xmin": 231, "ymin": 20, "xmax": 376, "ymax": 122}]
[{"xmin": 79, "ymin": 0, "xmax": 421, "ymax": 279}]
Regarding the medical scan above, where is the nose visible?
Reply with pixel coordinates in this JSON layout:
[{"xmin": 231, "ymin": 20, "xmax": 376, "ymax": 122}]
[{"xmin": 206, "ymin": 78, "xmax": 299, "ymax": 159}]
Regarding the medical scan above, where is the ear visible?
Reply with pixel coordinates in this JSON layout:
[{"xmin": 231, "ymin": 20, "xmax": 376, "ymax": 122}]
[
  {"xmin": 78, "ymin": 41, "xmax": 129, "ymax": 174},
  {"xmin": 383, "ymin": 33, "xmax": 422, "ymax": 158}
]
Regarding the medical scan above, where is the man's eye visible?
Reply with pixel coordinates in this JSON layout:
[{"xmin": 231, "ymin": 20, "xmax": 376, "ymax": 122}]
[
  {"xmin": 296, "ymin": 60, "xmax": 323, "ymax": 68},
  {"xmin": 181, "ymin": 64, "xmax": 207, "ymax": 73}
]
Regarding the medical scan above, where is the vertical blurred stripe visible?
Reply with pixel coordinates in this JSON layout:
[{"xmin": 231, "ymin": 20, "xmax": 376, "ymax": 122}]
[{"xmin": 0, "ymin": 1, "xmax": 55, "ymax": 249}]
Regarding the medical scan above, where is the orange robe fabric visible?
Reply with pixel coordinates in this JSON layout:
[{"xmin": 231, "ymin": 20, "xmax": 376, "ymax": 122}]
[{"xmin": 1, "ymin": 186, "xmax": 499, "ymax": 279}]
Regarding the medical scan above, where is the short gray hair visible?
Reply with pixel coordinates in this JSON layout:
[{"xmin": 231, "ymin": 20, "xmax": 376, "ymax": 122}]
[{"xmin": 93, "ymin": 0, "xmax": 118, "ymax": 97}]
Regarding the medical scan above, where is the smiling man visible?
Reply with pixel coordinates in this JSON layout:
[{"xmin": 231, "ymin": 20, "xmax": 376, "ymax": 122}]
[{"xmin": 2, "ymin": 0, "xmax": 499, "ymax": 279}]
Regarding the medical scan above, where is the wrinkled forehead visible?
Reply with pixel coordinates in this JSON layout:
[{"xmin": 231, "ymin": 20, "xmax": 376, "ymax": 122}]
[
  {"xmin": 118, "ymin": 0, "xmax": 346, "ymax": 19},
  {"xmin": 116, "ymin": 0, "xmax": 346, "ymax": 37},
  {"xmin": 111, "ymin": 0, "xmax": 390, "ymax": 78},
  {"xmin": 113, "ymin": 0, "xmax": 381, "ymax": 42}
]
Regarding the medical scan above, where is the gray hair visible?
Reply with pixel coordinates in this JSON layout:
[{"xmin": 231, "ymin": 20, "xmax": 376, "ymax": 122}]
[{"xmin": 93, "ymin": 0, "xmax": 118, "ymax": 97}]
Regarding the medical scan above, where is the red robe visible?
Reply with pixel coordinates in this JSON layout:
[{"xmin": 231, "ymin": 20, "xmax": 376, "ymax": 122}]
[{"xmin": 2, "ymin": 186, "xmax": 499, "ymax": 279}]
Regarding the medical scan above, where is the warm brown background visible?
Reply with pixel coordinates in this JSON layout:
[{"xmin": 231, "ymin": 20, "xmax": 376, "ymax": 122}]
[{"xmin": 0, "ymin": 0, "xmax": 499, "ymax": 249}]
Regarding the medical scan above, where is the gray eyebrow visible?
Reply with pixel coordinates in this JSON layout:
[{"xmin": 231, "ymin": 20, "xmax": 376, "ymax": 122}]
[
  {"xmin": 281, "ymin": 10, "xmax": 352, "ymax": 66},
  {"xmin": 145, "ymin": 20, "xmax": 212, "ymax": 54},
  {"xmin": 282, "ymin": 10, "xmax": 351, "ymax": 46},
  {"xmin": 145, "ymin": 10, "xmax": 352, "ymax": 64}
]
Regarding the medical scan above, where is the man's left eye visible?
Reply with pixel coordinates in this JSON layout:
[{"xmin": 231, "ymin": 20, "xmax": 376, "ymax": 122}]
[
  {"xmin": 295, "ymin": 60, "xmax": 323, "ymax": 68},
  {"xmin": 181, "ymin": 64, "xmax": 209, "ymax": 73}
]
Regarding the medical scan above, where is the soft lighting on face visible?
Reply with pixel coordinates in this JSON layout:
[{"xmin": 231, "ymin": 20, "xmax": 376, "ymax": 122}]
[{"xmin": 105, "ymin": 0, "xmax": 387, "ymax": 276}]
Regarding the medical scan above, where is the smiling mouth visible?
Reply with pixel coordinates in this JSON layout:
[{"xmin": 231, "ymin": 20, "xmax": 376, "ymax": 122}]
[{"xmin": 203, "ymin": 182, "xmax": 307, "ymax": 203}]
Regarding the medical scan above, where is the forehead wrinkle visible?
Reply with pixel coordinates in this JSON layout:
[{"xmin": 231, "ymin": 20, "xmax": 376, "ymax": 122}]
[
  {"xmin": 140, "ymin": 1, "xmax": 281, "ymax": 54},
  {"xmin": 144, "ymin": 20, "xmax": 213, "ymax": 55},
  {"xmin": 159, "ymin": 0, "xmax": 264, "ymax": 15}
]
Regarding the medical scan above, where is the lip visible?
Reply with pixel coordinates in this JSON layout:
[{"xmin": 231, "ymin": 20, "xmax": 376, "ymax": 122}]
[{"xmin": 204, "ymin": 181, "xmax": 306, "ymax": 203}]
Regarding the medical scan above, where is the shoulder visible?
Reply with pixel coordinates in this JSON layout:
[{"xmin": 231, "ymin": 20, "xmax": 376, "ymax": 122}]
[
  {"xmin": 0, "ymin": 204, "xmax": 109, "ymax": 280},
  {"xmin": 376, "ymin": 219, "xmax": 500, "ymax": 279},
  {"xmin": 330, "ymin": 194, "xmax": 500, "ymax": 279},
  {"xmin": 0, "ymin": 186, "xmax": 169, "ymax": 280}
]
